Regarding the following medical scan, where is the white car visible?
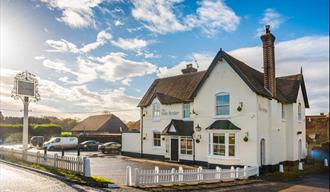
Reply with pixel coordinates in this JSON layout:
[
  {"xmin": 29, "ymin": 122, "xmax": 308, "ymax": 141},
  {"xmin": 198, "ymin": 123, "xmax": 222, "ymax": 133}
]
[{"xmin": 43, "ymin": 137, "xmax": 78, "ymax": 151}]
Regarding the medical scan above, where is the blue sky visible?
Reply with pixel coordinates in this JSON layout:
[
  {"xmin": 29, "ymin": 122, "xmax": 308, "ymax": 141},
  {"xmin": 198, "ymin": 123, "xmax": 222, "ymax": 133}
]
[{"xmin": 0, "ymin": 0, "xmax": 329, "ymax": 120}]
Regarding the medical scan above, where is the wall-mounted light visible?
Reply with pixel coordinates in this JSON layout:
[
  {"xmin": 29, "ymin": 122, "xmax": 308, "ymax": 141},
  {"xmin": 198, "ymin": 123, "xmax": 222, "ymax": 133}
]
[
  {"xmin": 192, "ymin": 109, "xmax": 198, "ymax": 115},
  {"xmin": 243, "ymin": 132, "xmax": 249, "ymax": 142},
  {"xmin": 195, "ymin": 124, "xmax": 202, "ymax": 132},
  {"xmin": 193, "ymin": 132, "xmax": 202, "ymax": 143},
  {"xmin": 237, "ymin": 102, "xmax": 243, "ymax": 112}
]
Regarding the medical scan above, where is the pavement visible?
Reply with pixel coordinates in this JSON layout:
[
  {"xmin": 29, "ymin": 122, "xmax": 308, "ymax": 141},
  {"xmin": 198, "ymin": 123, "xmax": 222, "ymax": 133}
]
[{"xmin": 0, "ymin": 162, "xmax": 112, "ymax": 192}]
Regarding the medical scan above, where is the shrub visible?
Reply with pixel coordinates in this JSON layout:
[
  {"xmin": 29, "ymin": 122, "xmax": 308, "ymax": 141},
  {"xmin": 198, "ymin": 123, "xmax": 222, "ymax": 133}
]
[{"xmin": 4, "ymin": 133, "xmax": 22, "ymax": 144}]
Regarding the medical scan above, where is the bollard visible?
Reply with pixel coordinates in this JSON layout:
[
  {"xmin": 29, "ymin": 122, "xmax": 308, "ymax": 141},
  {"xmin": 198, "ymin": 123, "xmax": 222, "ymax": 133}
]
[
  {"xmin": 243, "ymin": 166, "xmax": 247, "ymax": 178},
  {"xmin": 126, "ymin": 166, "xmax": 132, "ymax": 186},
  {"xmin": 77, "ymin": 146, "xmax": 80, "ymax": 156},
  {"xmin": 236, "ymin": 167, "xmax": 240, "ymax": 179},
  {"xmin": 171, "ymin": 168, "xmax": 175, "ymax": 182},
  {"xmin": 154, "ymin": 166, "xmax": 159, "ymax": 183},
  {"xmin": 298, "ymin": 162, "xmax": 303, "ymax": 170},
  {"xmin": 279, "ymin": 164, "xmax": 284, "ymax": 173},
  {"xmin": 179, "ymin": 166, "xmax": 183, "ymax": 181},
  {"xmin": 216, "ymin": 166, "xmax": 221, "ymax": 179},
  {"xmin": 324, "ymin": 159, "xmax": 328, "ymax": 167},
  {"xmin": 61, "ymin": 147, "xmax": 64, "ymax": 157}
]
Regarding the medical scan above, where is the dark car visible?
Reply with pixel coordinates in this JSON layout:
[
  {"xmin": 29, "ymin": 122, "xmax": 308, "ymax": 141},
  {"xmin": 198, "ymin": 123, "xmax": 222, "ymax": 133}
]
[
  {"xmin": 79, "ymin": 140, "xmax": 101, "ymax": 151},
  {"xmin": 30, "ymin": 136, "xmax": 44, "ymax": 148},
  {"xmin": 98, "ymin": 142, "xmax": 121, "ymax": 154}
]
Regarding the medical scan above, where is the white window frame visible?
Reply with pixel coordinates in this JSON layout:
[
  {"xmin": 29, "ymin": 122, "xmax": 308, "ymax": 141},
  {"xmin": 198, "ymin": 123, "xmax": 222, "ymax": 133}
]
[
  {"xmin": 152, "ymin": 100, "xmax": 160, "ymax": 121},
  {"xmin": 183, "ymin": 103, "xmax": 191, "ymax": 119},
  {"xmin": 179, "ymin": 136, "xmax": 193, "ymax": 155},
  {"xmin": 281, "ymin": 103, "xmax": 286, "ymax": 121},
  {"xmin": 215, "ymin": 92, "xmax": 230, "ymax": 117},
  {"xmin": 208, "ymin": 131, "xmax": 239, "ymax": 159},
  {"xmin": 298, "ymin": 102, "xmax": 302, "ymax": 121},
  {"xmin": 153, "ymin": 132, "xmax": 161, "ymax": 147}
]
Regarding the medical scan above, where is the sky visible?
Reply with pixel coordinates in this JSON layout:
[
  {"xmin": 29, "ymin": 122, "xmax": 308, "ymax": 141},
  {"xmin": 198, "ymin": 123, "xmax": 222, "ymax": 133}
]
[{"xmin": 0, "ymin": 0, "xmax": 329, "ymax": 121}]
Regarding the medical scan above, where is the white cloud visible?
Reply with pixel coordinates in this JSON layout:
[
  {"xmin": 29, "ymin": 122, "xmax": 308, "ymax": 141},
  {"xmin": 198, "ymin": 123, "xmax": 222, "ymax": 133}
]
[
  {"xmin": 131, "ymin": 0, "xmax": 240, "ymax": 35},
  {"xmin": 40, "ymin": 0, "xmax": 103, "ymax": 28},
  {"xmin": 34, "ymin": 55, "xmax": 46, "ymax": 60},
  {"xmin": 42, "ymin": 59, "xmax": 75, "ymax": 73},
  {"xmin": 257, "ymin": 8, "xmax": 283, "ymax": 36},
  {"xmin": 114, "ymin": 20, "xmax": 124, "ymax": 26},
  {"xmin": 46, "ymin": 30, "xmax": 111, "ymax": 53},
  {"xmin": 92, "ymin": 52, "xmax": 158, "ymax": 82},
  {"xmin": 158, "ymin": 36, "xmax": 329, "ymax": 115},
  {"xmin": 111, "ymin": 38, "xmax": 149, "ymax": 51},
  {"xmin": 186, "ymin": 0, "xmax": 240, "ymax": 36},
  {"xmin": 46, "ymin": 39, "xmax": 79, "ymax": 53}
]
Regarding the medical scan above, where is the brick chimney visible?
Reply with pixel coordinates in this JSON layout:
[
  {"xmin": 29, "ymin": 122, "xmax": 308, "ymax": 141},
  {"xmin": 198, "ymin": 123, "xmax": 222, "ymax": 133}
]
[
  {"xmin": 182, "ymin": 64, "xmax": 197, "ymax": 74},
  {"xmin": 260, "ymin": 25, "xmax": 276, "ymax": 96}
]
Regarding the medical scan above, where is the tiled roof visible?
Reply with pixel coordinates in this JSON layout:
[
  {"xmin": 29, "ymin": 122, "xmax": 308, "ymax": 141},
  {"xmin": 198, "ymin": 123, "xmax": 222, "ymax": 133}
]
[
  {"xmin": 161, "ymin": 119, "xmax": 194, "ymax": 136},
  {"xmin": 138, "ymin": 50, "xmax": 309, "ymax": 108},
  {"xmin": 71, "ymin": 114, "xmax": 128, "ymax": 133},
  {"xmin": 205, "ymin": 120, "xmax": 241, "ymax": 130}
]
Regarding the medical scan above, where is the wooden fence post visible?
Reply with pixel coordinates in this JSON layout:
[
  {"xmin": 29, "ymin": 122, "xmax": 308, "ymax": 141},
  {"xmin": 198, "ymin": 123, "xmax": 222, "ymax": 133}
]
[
  {"xmin": 230, "ymin": 166, "xmax": 235, "ymax": 179},
  {"xmin": 83, "ymin": 157, "xmax": 91, "ymax": 177},
  {"xmin": 171, "ymin": 168, "xmax": 175, "ymax": 182},
  {"xmin": 135, "ymin": 168, "xmax": 139, "ymax": 186},
  {"xmin": 216, "ymin": 166, "xmax": 221, "ymax": 179},
  {"xmin": 154, "ymin": 166, "xmax": 159, "ymax": 183},
  {"xmin": 126, "ymin": 166, "xmax": 132, "ymax": 186},
  {"xmin": 235, "ymin": 167, "xmax": 240, "ymax": 179},
  {"xmin": 54, "ymin": 154, "xmax": 58, "ymax": 168},
  {"xmin": 179, "ymin": 166, "xmax": 183, "ymax": 182},
  {"xmin": 243, "ymin": 166, "xmax": 247, "ymax": 178}
]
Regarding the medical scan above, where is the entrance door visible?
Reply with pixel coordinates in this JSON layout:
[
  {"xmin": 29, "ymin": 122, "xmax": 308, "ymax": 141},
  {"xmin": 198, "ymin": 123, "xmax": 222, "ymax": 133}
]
[
  {"xmin": 260, "ymin": 139, "xmax": 266, "ymax": 166},
  {"xmin": 171, "ymin": 138, "xmax": 178, "ymax": 161}
]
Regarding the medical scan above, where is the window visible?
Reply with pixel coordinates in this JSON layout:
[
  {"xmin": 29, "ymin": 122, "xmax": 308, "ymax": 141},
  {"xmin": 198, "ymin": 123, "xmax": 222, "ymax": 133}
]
[
  {"xmin": 216, "ymin": 93, "xmax": 230, "ymax": 116},
  {"xmin": 180, "ymin": 137, "xmax": 192, "ymax": 155},
  {"xmin": 153, "ymin": 102, "xmax": 160, "ymax": 120},
  {"xmin": 298, "ymin": 103, "xmax": 302, "ymax": 121},
  {"xmin": 183, "ymin": 103, "xmax": 190, "ymax": 118},
  {"xmin": 228, "ymin": 133, "xmax": 235, "ymax": 156},
  {"xmin": 281, "ymin": 103, "xmax": 286, "ymax": 120},
  {"xmin": 213, "ymin": 133, "xmax": 226, "ymax": 156},
  {"xmin": 209, "ymin": 132, "xmax": 237, "ymax": 158},
  {"xmin": 153, "ymin": 132, "xmax": 161, "ymax": 147}
]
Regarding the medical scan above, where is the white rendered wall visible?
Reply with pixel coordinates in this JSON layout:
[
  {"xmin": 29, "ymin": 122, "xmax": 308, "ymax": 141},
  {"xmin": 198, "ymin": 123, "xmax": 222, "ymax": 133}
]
[{"xmin": 122, "ymin": 133, "xmax": 141, "ymax": 153}]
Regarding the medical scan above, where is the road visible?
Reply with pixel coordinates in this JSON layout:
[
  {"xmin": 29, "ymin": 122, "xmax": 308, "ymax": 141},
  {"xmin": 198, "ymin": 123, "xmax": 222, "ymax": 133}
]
[{"xmin": 0, "ymin": 162, "xmax": 111, "ymax": 192}]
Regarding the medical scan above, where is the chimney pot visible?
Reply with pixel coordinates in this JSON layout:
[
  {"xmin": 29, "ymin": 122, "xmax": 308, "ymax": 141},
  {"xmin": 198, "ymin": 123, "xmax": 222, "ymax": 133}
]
[{"xmin": 181, "ymin": 64, "xmax": 197, "ymax": 74}]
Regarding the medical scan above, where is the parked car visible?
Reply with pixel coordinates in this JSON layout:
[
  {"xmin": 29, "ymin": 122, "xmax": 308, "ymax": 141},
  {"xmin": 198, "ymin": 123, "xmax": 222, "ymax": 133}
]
[
  {"xmin": 30, "ymin": 136, "xmax": 44, "ymax": 148},
  {"xmin": 98, "ymin": 142, "xmax": 121, "ymax": 154},
  {"xmin": 79, "ymin": 140, "xmax": 101, "ymax": 151},
  {"xmin": 43, "ymin": 137, "xmax": 78, "ymax": 151}
]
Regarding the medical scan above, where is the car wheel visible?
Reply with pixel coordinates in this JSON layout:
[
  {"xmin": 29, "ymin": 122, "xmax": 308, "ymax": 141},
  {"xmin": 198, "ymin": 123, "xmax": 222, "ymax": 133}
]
[
  {"xmin": 101, "ymin": 149, "xmax": 105, "ymax": 154},
  {"xmin": 49, "ymin": 146, "xmax": 55, "ymax": 151}
]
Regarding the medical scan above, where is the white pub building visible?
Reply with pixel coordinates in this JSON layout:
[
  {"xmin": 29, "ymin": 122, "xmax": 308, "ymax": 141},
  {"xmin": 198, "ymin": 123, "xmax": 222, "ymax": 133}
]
[{"xmin": 122, "ymin": 26, "xmax": 309, "ymax": 169}]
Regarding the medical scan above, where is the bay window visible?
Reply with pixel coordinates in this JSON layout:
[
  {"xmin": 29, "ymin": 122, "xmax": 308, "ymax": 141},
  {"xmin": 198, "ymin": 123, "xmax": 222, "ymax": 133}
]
[
  {"xmin": 209, "ymin": 132, "xmax": 238, "ymax": 158},
  {"xmin": 180, "ymin": 137, "xmax": 192, "ymax": 155},
  {"xmin": 216, "ymin": 93, "xmax": 230, "ymax": 116}
]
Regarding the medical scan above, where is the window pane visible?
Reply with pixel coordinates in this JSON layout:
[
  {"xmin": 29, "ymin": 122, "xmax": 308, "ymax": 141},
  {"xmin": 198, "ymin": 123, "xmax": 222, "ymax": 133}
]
[
  {"xmin": 213, "ymin": 144, "xmax": 220, "ymax": 155},
  {"xmin": 187, "ymin": 139, "xmax": 192, "ymax": 150},
  {"xmin": 229, "ymin": 133, "xmax": 235, "ymax": 144},
  {"xmin": 213, "ymin": 135, "xmax": 219, "ymax": 143},
  {"xmin": 229, "ymin": 145, "xmax": 235, "ymax": 156},
  {"xmin": 183, "ymin": 103, "xmax": 190, "ymax": 118},
  {"xmin": 216, "ymin": 94, "xmax": 230, "ymax": 115},
  {"xmin": 219, "ymin": 135, "xmax": 225, "ymax": 144},
  {"xmin": 153, "ymin": 133, "xmax": 161, "ymax": 146}
]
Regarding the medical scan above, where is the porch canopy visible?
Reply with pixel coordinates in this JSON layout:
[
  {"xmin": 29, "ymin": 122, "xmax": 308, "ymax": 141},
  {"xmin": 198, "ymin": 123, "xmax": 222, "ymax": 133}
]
[
  {"xmin": 205, "ymin": 120, "xmax": 241, "ymax": 130},
  {"xmin": 161, "ymin": 119, "xmax": 194, "ymax": 136}
]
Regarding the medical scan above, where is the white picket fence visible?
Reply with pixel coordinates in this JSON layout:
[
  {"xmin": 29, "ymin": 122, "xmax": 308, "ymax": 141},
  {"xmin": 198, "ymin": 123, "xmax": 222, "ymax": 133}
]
[
  {"xmin": 127, "ymin": 165, "xmax": 259, "ymax": 186},
  {"xmin": 0, "ymin": 147, "xmax": 88, "ymax": 175}
]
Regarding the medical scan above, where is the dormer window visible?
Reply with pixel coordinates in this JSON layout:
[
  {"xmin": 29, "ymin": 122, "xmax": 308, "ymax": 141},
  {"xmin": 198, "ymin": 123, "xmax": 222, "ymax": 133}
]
[
  {"xmin": 216, "ymin": 92, "xmax": 230, "ymax": 116},
  {"xmin": 298, "ymin": 102, "xmax": 302, "ymax": 121},
  {"xmin": 183, "ymin": 103, "xmax": 190, "ymax": 119},
  {"xmin": 153, "ymin": 101, "xmax": 160, "ymax": 120}
]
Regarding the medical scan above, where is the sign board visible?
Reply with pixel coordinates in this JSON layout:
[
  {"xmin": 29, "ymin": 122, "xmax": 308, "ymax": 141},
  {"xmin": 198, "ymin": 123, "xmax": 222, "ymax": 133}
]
[{"xmin": 17, "ymin": 80, "xmax": 35, "ymax": 97}]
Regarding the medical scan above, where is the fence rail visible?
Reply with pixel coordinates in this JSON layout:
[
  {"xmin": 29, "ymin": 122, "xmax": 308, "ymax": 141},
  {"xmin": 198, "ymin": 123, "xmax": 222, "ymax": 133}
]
[
  {"xmin": 0, "ymin": 147, "xmax": 86, "ymax": 175},
  {"xmin": 127, "ymin": 165, "xmax": 259, "ymax": 186}
]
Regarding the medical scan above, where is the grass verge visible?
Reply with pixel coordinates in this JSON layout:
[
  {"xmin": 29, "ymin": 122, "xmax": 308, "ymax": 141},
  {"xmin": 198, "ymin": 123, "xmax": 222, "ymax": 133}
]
[{"xmin": 1, "ymin": 156, "xmax": 113, "ymax": 187}]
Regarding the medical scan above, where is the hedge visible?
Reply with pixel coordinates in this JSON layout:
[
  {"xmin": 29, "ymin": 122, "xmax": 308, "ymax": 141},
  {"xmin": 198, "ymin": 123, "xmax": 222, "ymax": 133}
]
[{"xmin": 0, "ymin": 123, "xmax": 62, "ymax": 142}]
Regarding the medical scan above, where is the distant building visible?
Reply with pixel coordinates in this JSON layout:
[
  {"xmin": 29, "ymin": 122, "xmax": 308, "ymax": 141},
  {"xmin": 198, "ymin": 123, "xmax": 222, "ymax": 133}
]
[
  {"xmin": 126, "ymin": 120, "xmax": 140, "ymax": 133},
  {"xmin": 306, "ymin": 113, "xmax": 330, "ymax": 152},
  {"xmin": 71, "ymin": 114, "xmax": 128, "ymax": 143}
]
